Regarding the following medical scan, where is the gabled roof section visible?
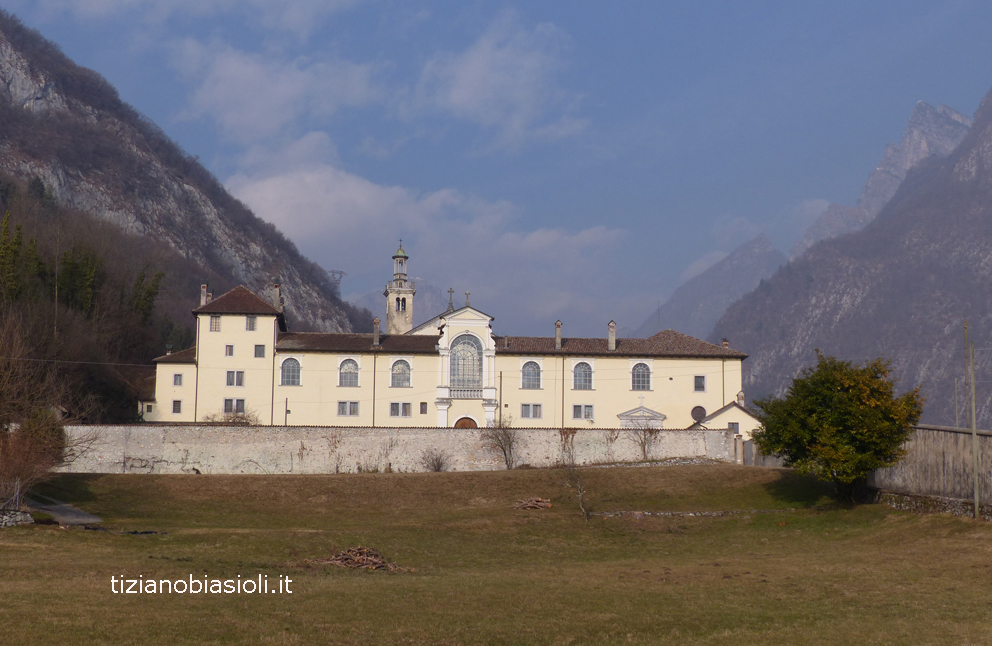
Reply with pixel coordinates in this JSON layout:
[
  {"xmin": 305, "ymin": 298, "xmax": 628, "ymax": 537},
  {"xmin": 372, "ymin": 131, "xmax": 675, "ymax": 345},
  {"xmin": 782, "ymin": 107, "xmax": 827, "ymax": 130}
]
[
  {"xmin": 153, "ymin": 347, "xmax": 197, "ymax": 364},
  {"xmin": 277, "ymin": 332, "xmax": 440, "ymax": 354},
  {"xmin": 193, "ymin": 285, "xmax": 282, "ymax": 316},
  {"xmin": 495, "ymin": 329, "xmax": 747, "ymax": 359},
  {"xmin": 687, "ymin": 402, "xmax": 760, "ymax": 429},
  {"xmin": 617, "ymin": 405, "xmax": 667, "ymax": 420},
  {"xmin": 407, "ymin": 304, "xmax": 494, "ymax": 335}
]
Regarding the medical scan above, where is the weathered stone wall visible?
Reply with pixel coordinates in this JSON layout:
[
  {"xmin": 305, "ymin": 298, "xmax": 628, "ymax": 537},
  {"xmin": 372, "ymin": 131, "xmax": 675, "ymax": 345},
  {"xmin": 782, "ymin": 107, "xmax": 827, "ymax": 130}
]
[
  {"xmin": 0, "ymin": 510, "xmax": 33, "ymax": 527},
  {"xmin": 869, "ymin": 424, "xmax": 992, "ymax": 502},
  {"xmin": 59, "ymin": 425, "xmax": 737, "ymax": 475}
]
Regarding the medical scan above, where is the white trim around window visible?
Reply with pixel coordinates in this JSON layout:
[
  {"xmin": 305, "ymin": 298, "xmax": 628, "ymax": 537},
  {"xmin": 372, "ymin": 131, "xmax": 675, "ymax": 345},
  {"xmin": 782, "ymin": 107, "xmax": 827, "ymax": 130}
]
[
  {"xmin": 337, "ymin": 355, "xmax": 361, "ymax": 388},
  {"xmin": 390, "ymin": 356, "xmax": 413, "ymax": 388},
  {"xmin": 571, "ymin": 358, "xmax": 595, "ymax": 390},
  {"xmin": 279, "ymin": 356, "xmax": 302, "ymax": 386}
]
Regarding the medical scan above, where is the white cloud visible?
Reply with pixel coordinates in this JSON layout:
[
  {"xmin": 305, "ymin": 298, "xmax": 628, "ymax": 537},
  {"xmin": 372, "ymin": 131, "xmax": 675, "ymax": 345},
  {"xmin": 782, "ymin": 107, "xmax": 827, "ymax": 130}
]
[
  {"xmin": 28, "ymin": 0, "xmax": 358, "ymax": 37},
  {"xmin": 412, "ymin": 11, "xmax": 587, "ymax": 149},
  {"xmin": 679, "ymin": 250, "xmax": 729, "ymax": 283},
  {"xmin": 172, "ymin": 40, "xmax": 380, "ymax": 142},
  {"xmin": 225, "ymin": 140, "xmax": 625, "ymax": 333}
]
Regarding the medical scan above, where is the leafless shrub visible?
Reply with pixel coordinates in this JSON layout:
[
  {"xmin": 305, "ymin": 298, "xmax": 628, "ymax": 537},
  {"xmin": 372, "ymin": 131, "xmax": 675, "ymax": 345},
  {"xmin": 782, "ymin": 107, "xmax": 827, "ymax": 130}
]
[
  {"xmin": 480, "ymin": 415, "xmax": 521, "ymax": 470},
  {"xmin": 419, "ymin": 447, "xmax": 452, "ymax": 472},
  {"xmin": 200, "ymin": 409, "xmax": 261, "ymax": 426},
  {"xmin": 556, "ymin": 429, "xmax": 589, "ymax": 521},
  {"xmin": 624, "ymin": 424, "xmax": 661, "ymax": 461}
]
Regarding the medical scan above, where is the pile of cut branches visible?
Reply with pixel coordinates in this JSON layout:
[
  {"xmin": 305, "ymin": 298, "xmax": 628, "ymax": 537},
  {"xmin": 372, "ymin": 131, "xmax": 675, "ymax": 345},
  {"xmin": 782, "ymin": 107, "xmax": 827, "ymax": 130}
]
[
  {"xmin": 304, "ymin": 547, "xmax": 413, "ymax": 572},
  {"xmin": 513, "ymin": 497, "xmax": 552, "ymax": 509}
]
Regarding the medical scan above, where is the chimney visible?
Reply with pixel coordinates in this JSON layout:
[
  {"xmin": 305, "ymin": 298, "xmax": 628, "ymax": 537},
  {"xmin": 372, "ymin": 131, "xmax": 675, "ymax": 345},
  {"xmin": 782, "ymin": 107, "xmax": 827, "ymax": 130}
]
[
  {"xmin": 373, "ymin": 317, "xmax": 381, "ymax": 347},
  {"xmin": 165, "ymin": 344, "xmax": 173, "ymax": 355},
  {"xmin": 721, "ymin": 338, "xmax": 730, "ymax": 348},
  {"xmin": 206, "ymin": 291, "xmax": 213, "ymax": 304},
  {"xmin": 555, "ymin": 320, "xmax": 562, "ymax": 351},
  {"xmin": 200, "ymin": 284, "xmax": 208, "ymax": 307},
  {"xmin": 737, "ymin": 391, "xmax": 745, "ymax": 406},
  {"xmin": 273, "ymin": 283, "xmax": 283, "ymax": 312},
  {"xmin": 608, "ymin": 320, "xmax": 616, "ymax": 352}
]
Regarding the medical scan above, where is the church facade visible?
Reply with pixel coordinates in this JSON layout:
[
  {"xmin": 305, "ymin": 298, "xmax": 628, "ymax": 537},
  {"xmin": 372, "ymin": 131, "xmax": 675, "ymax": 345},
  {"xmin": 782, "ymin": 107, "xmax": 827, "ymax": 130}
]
[{"xmin": 141, "ymin": 247, "xmax": 757, "ymax": 435}]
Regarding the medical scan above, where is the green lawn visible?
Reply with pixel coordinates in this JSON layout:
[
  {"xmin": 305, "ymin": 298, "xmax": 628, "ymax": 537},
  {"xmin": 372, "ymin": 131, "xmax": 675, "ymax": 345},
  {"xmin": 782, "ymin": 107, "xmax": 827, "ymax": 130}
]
[{"xmin": 2, "ymin": 464, "xmax": 991, "ymax": 645}]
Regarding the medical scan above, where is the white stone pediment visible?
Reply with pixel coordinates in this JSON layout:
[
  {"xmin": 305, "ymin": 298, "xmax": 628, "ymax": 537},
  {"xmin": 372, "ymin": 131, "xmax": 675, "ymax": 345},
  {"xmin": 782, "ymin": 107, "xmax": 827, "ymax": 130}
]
[{"xmin": 617, "ymin": 406, "xmax": 667, "ymax": 429}]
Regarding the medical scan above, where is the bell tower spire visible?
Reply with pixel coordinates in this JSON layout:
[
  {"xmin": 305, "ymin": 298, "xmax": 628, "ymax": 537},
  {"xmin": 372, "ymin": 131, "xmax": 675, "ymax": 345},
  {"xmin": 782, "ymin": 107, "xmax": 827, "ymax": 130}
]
[{"xmin": 384, "ymin": 241, "xmax": 416, "ymax": 334}]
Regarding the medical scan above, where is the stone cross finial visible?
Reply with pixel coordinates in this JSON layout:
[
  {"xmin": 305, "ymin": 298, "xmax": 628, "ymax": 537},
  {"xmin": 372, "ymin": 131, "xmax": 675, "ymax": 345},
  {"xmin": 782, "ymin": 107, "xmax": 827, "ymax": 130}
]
[
  {"xmin": 448, "ymin": 288, "xmax": 454, "ymax": 310},
  {"xmin": 638, "ymin": 395, "xmax": 645, "ymax": 408},
  {"xmin": 465, "ymin": 291, "xmax": 470, "ymax": 307}
]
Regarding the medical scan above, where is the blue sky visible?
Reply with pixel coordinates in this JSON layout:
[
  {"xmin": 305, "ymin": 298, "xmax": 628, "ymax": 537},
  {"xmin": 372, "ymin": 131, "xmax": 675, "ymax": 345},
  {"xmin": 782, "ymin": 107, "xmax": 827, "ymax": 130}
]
[{"xmin": 6, "ymin": 0, "xmax": 992, "ymax": 335}]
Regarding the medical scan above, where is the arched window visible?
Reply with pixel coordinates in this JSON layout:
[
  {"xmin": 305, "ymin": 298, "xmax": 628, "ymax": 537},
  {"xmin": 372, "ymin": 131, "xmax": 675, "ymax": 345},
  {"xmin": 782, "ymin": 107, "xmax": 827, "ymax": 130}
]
[
  {"xmin": 339, "ymin": 359, "xmax": 359, "ymax": 387},
  {"xmin": 521, "ymin": 361, "xmax": 541, "ymax": 389},
  {"xmin": 395, "ymin": 298, "xmax": 401, "ymax": 311},
  {"xmin": 632, "ymin": 363, "xmax": 650, "ymax": 391},
  {"xmin": 391, "ymin": 360, "xmax": 411, "ymax": 388},
  {"xmin": 450, "ymin": 334, "xmax": 483, "ymax": 388},
  {"xmin": 573, "ymin": 362, "xmax": 592, "ymax": 390},
  {"xmin": 400, "ymin": 297, "xmax": 406, "ymax": 312},
  {"xmin": 281, "ymin": 358, "xmax": 301, "ymax": 386}
]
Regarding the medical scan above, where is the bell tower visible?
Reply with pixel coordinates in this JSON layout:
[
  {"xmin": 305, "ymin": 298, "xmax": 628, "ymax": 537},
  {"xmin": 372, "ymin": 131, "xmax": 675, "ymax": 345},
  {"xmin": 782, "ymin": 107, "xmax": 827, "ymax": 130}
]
[{"xmin": 384, "ymin": 242, "xmax": 416, "ymax": 334}]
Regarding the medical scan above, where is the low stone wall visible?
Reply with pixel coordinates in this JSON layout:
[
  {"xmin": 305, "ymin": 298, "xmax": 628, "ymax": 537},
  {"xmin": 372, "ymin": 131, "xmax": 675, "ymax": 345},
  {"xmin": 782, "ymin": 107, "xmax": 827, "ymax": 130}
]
[
  {"xmin": 0, "ymin": 510, "xmax": 33, "ymax": 527},
  {"xmin": 60, "ymin": 424, "xmax": 737, "ymax": 475}
]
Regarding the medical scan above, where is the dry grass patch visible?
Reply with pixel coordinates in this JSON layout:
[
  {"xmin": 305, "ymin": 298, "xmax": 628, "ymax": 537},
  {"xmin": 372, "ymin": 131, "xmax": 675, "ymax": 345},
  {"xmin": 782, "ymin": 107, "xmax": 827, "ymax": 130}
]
[{"xmin": 2, "ymin": 464, "xmax": 991, "ymax": 645}]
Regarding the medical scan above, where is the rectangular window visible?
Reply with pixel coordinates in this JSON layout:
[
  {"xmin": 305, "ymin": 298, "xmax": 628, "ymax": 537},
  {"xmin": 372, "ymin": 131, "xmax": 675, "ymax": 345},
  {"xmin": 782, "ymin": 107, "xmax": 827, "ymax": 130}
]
[
  {"xmin": 145, "ymin": 404, "xmax": 153, "ymax": 413},
  {"xmin": 254, "ymin": 345, "xmax": 265, "ymax": 358},
  {"xmin": 225, "ymin": 345, "xmax": 234, "ymax": 357},
  {"xmin": 173, "ymin": 373, "xmax": 183, "ymax": 386},
  {"xmin": 226, "ymin": 371, "xmax": 244, "ymax": 387},
  {"xmin": 420, "ymin": 402, "xmax": 428, "ymax": 415},
  {"xmin": 584, "ymin": 405, "xmax": 594, "ymax": 420},
  {"xmin": 224, "ymin": 399, "xmax": 245, "ymax": 414},
  {"xmin": 246, "ymin": 315, "xmax": 257, "ymax": 331},
  {"xmin": 694, "ymin": 375, "xmax": 706, "ymax": 392},
  {"xmin": 728, "ymin": 422, "xmax": 740, "ymax": 433},
  {"xmin": 390, "ymin": 403, "xmax": 412, "ymax": 417},
  {"xmin": 210, "ymin": 315, "xmax": 221, "ymax": 332},
  {"xmin": 521, "ymin": 404, "xmax": 542, "ymax": 419},
  {"xmin": 573, "ymin": 404, "xmax": 582, "ymax": 419},
  {"xmin": 337, "ymin": 401, "xmax": 359, "ymax": 416},
  {"xmin": 172, "ymin": 400, "xmax": 182, "ymax": 414},
  {"xmin": 574, "ymin": 405, "xmax": 593, "ymax": 419}
]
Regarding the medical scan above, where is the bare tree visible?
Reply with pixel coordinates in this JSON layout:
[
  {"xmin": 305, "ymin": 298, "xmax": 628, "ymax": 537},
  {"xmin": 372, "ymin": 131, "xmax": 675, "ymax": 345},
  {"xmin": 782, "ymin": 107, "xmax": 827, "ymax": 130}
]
[
  {"xmin": 623, "ymin": 422, "xmax": 660, "ymax": 462},
  {"xmin": 479, "ymin": 415, "xmax": 522, "ymax": 470},
  {"xmin": 558, "ymin": 429, "xmax": 589, "ymax": 521},
  {"xmin": 0, "ymin": 315, "xmax": 95, "ymax": 508},
  {"xmin": 419, "ymin": 447, "xmax": 452, "ymax": 472}
]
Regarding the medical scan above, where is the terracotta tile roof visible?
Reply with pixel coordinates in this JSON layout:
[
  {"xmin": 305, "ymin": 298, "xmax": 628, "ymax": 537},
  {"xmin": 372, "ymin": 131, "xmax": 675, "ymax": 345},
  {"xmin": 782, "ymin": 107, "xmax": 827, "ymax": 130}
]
[
  {"xmin": 277, "ymin": 332, "xmax": 440, "ymax": 354},
  {"xmin": 192, "ymin": 285, "xmax": 282, "ymax": 315},
  {"xmin": 494, "ymin": 329, "xmax": 747, "ymax": 359},
  {"xmin": 153, "ymin": 347, "xmax": 197, "ymax": 364}
]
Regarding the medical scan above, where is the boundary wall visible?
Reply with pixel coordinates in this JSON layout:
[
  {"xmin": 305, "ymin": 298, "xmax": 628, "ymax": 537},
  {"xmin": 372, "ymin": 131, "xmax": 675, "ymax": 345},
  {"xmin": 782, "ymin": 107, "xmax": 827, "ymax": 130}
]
[
  {"xmin": 868, "ymin": 424, "xmax": 992, "ymax": 502},
  {"xmin": 60, "ymin": 425, "xmax": 738, "ymax": 475}
]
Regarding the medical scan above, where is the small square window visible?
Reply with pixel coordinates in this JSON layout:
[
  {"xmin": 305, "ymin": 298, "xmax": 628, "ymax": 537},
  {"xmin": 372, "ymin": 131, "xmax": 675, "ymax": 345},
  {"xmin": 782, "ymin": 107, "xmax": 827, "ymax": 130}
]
[
  {"xmin": 573, "ymin": 404, "xmax": 582, "ymax": 419},
  {"xmin": 420, "ymin": 402, "xmax": 428, "ymax": 415},
  {"xmin": 224, "ymin": 398, "xmax": 246, "ymax": 414},
  {"xmin": 173, "ymin": 373, "xmax": 182, "ymax": 386},
  {"xmin": 390, "ymin": 403, "xmax": 399, "ymax": 417},
  {"xmin": 728, "ymin": 422, "xmax": 740, "ymax": 433},
  {"xmin": 402, "ymin": 403, "xmax": 411, "ymax": 417},
  {"xmin": 246, "ymin": 315, "xmax": 257, "ymax": 331},
  {"xmin": 226, "ymin": 371, "xmax": 244, "ymax": 387},
  {"xmin": 172, "ymin": 400, "xmax": 182, "ymax": 414},
  {"xmin": 145, "ymin": 404, "xmax": 153, "ymax": 413},
  {"xmin": 210, "ymin": 315, "xmax": 221, "ymax": 332},
  {"xmin": 575, "ymin": 405, "xmax": 594, "ymax": 420},
  {"xmin": 390, "ymin": 403, "xmax": 411, "ymax": 417},
  {"xmin": 532, "ymin": 404, "xmax": 542, "ymax": 419},
  {"xmin": 521, "ymin": 404, "xmax": 531, "ymax": 418},
  {"xmin": 254, "ymin": 345, "xmax": 265, "ymax": 358},
  {"xmin": 225, "ymin": 345, "xmax": 234, "ymax": 357},
  {"xmin": 337, "ymin": 401, "xmax": 359, "ymax": 416},
  {"xmin": 694, "ymin": 376, "xmax": 706, "ymax": 392},
  {"xmin": 224, "ymin": 398, "xmax": 233, "ymax": 414}
]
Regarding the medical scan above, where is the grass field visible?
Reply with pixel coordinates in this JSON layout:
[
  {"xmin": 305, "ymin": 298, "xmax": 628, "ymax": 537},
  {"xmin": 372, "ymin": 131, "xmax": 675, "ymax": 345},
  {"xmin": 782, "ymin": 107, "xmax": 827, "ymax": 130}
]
[{"xmin": 2, "ymin": 464, "xmax": 992, "ymax": 645}]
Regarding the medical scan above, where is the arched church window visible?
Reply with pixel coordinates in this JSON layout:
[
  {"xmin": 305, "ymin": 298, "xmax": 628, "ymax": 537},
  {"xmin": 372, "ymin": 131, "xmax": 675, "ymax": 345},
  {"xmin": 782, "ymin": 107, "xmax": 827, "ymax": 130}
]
[
  {"xmin": 395, "ymin": 298, "xmax": 401, "ymax": 312},
  {"xmin": 632, "ymin": 363, "xmax": 650, "ymax": 391},
  {"xmin": 339, "ymin": 359, "xmax": 359, "ymax": 387},
  {"xmin": 573, "ymin": 362, "xmax": 592, "ymax": 390},
  {"xmin": 521, "ymin": 361, "xmax": 541, "ymax": 389},
  {"xmin": 281, "ymin": 358, "xmax": 301, "ymax": 386},
  {"xmin": 450, "ymin": 334, "xmax": 483, "ymax": 389},
  {"xmin": 391, "ymin": 360, "xmax": 411, "ymax": 388},
  {"xmin": 400, "ymin": 298, "xmax": 406, "ymax": 312}
]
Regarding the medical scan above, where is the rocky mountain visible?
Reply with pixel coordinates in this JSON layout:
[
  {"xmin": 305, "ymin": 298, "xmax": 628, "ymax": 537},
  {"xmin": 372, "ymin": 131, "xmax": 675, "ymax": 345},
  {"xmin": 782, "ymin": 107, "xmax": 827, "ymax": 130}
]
[
  {"xmin": 0, "ymin": 11, "xmax": 365, "ymax": 332},
  {"xmin": 711, "ymin": 87, "xmax": 992, "ymax": 426},
  {"xmin": 634, "ymin": 236, "xmax": 785, "ymax": 339},
  {"xmin": 791, "ymin": 102, "xmax": 971, "ymax": 257}
]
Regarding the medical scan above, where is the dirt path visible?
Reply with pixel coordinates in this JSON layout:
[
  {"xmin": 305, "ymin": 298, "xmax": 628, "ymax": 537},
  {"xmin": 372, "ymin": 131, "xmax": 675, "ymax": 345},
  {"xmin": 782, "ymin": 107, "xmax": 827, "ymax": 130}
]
[{"xmin": 26, "ymin": 494, "xmax": 102, "ymax": 525}]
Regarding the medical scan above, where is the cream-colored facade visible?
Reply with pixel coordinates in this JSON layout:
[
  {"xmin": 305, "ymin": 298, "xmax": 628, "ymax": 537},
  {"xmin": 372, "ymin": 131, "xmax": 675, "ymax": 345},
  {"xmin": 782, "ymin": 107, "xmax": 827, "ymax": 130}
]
[{"xmin": 142, "ymin": 249, "xmax": 750, "ymax": 431}]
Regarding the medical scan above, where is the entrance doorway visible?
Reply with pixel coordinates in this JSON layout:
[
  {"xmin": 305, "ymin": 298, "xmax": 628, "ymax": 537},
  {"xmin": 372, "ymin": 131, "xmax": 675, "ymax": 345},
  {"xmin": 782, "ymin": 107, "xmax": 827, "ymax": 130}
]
[{"xmin": 454, "ymin": 417, "xmax": 478, "ymax": 429}]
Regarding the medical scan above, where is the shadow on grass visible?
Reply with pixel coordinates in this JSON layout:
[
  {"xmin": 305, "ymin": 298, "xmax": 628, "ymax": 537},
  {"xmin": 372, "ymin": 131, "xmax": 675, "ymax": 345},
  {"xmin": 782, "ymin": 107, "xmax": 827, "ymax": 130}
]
[
  {"xmin": 762, "ymin": 470, "xmax": 835, "ymax": 507},
  {"xmin": 34, "ymin": 474, "xmax": 103, "ymax": 504}
]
